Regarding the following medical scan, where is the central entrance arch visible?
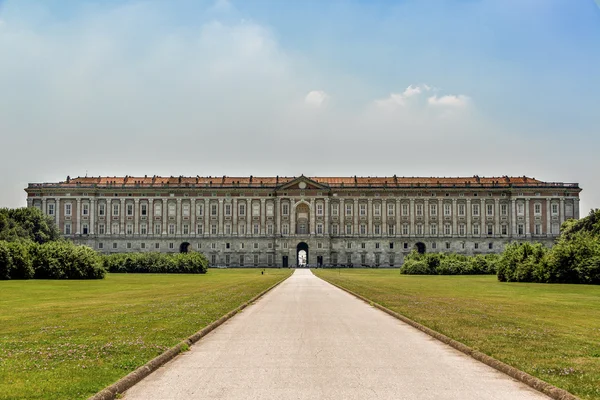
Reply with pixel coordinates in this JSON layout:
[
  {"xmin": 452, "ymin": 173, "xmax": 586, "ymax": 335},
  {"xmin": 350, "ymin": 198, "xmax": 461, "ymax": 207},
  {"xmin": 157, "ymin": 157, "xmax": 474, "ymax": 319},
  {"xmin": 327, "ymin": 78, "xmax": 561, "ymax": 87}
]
[
  {"xmin": 415, "ymin": 242, "xmax": 426, "ymax": 254},
  {"xmin": 180, "ymin": 242, "xmax": 190, "ymax": 253},
  {"xmin": 297, "ymin": 242, "xmax": 309, "ymax": 267}
]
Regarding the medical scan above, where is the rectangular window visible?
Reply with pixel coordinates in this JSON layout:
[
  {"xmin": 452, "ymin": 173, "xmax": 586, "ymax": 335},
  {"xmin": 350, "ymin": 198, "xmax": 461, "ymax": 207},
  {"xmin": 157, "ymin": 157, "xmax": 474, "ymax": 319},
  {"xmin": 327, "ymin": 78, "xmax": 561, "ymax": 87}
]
[
  {"xmin": 225, "ymin": 204, "xmax": 232, "ymax": 216},
  {"xmin": 517, "ymin": 203, "xmax": 524, "ymax": 215},
  {"xmin": 113, "ymin": 242, "xmax": 118, "ymax": 249},
  {"xmin": 113, "ymin": 203, "xmax": 119, "ymax": 216},
  {"xmin": 458, "ymin": 204, "xmax": 465, "ymax": 216},
  {"xmin": 459, "ymin": 224, "xmax": 465, "ymax": 236},
  {"xmin": 98, "ymin": 203, "xmax": 105, "ymax": 216},
  {"xmin": 155, "ymin": 242, "xmax": 160, "ymax": 249},
  {"xmin": 197, "ymin": 224, "xmax": 204, "ymax": 235},
  {"xmin": 416, "ymin": 224, "xmax": 423, "ymax": 235},
  {"xmin": 444, "ymin": 224, "xmax": 451, "ymax": 235},
  {"xmin": 141, "ymin": 242, "xmax": 146, "ymax": 249},
  {"xmin": 501, "ymin": 204, "xmax": 508, "ymax": 216},
  {"xmin": 474, "ymin": 243, "xmax": 479, "ymax": 249},
  {"xmin": 317, "ymin": 203, "xmax": 324, "ymax": 216},
  {"xmin": 211, "ymin": 254, "xmax": 217, "ymax": 265},
  {"xmin": 361, "ymin": 242, "xmax": 366, "ymax": 249},
  {"xmin": 239, "ymin": 224, "xmax": 246, "ymax": 235},
  {"xmin": 375, "ymin": 242, "xmax": 380, "ymax": 249},
  {"xmin": 282, "ymin": 224, "xmax": 289, "ymax": 235},
  {"xmin": 282, "ymin": 203, "xmax": 288, "ymax": 216},
  {"xmin": 112, "ymin": 223, "xmax": 119, "ymax": 235},
  {"xmin": 388, "ymin": 203, "xmax": 395, "ymax": 216},
  {"xmin": 127, "ymin": 242, "xmax": 132, "ymax": 249},
  {"xmin": 374, "ymin": 203, "xmax": 381, "ymax": 216},
  {"xmin": 488, "ymin": 242, "xmax": 493, "ymax": 250},
  {"xmin": 154, "ymin": 223, "xmax": 161, "ymax": 235},
  {"xmin": 446, "ymin": 242, "xmax": 451, "ymax": 249},
  {"xmin": 501, "ymin": 224, "xmax": 508, "ymax": 235},
  {"xmin": 416, "ymin": 204, "xmax": 423, "ymax": 216},
  {"xmin": 211, "ymin": 204, "xmax": 218, "ymax": 216},
  {"xmin": 252, "ymin": 203, "xmax": 260, "ymax": 216},
  {"xmin": 388, "ymin": 224, "xmax": 395, "ymax": 235},
  {"xmin": 239, "ymin": 203, "xmax": 246, "ymax": 216},
  {"xmin": 360, "ymin": 204, "xmax": 366, "ymax": 216},
  {"xmin": 402, "ymin": 204, "xmax": 409, "ymax": 216},
  {"xmin": 430, "ymin": 204, "xmax": 437, "ymax": 216},
  {"xmin": 64, "ymin": 223, "xmax": 71, "ymax": 235},
  {"xmin": 346, "ymin": 204, "xmax": 353, "ymax": 216},
  {"xmin": 168, "ymin": 203, "xmax": 176, "ymax": 217},
  {"xmin": 253, "ymin": 224, "xmax": 259, "ymax": 234},
  {"xmin": 374, "ymin": 224, "xmax": 381, "ymax": 235},
  {"xmin": 127, "ymin": 203, "xmax": 134, "ymax": 216},
  {"xmin": 361, "ymin": 254, "xmax": 366, "ymax": 265},
  {"xmin": 141, "ymin": 203, "xmax": 148, "ymax": 216},
  {"xmin": 473, "ymin": 224, "xmax": 480, "ymax": 235},
  {"xmin": 552, "ymin": 204, "xmax": 558, "ymax": 215},
  {"xmin": 239, "ymin": 254, "xmax": 244, "ymax": 267},
  {"xmin": 346, "ymin": 224, "xmax": 352, "ymax": 235},
  {"xmin": 518, "ymin": 224, "xmax": 524, "ymax": 235},
  {"xmin": 140, "ymin": 223, "xmax": 147, "ymax": 235},
  {"xmin": 535, "ymin": 224, "xmax": 542, "ymax": 235},
  {"xmin": 211, "ymin": 224, "xmax": 217, "ymax": 235},
  {"xmin": 197, "ymin": 203, "xmax": 204, "ymax": 216},
  {"xmin": 347, "ymin": 242, "xmax": 352, "ymax": 249},
  {"xmin": 487, "ymin": 224, "xmax": 493, "ymax": 235},
  {"xmin": 534, "ymin": 203, "xmax": 541, "ymax": 215},
  {"xmin": 402, "ymin": 224, "xmax": 409, "ymax": 236},
  {"xmin": 431, "ymin": 242, "xmax": 437, "ymax": 249},
  {"xmin": 332, "ymin": 224, "xmax": 339, "ymax": 235},
  {"xmin": 317, "ymin": 223, "xmax": 323, "ymax": 234},
  {"xmin": 65, "ymin": 203, "xmax": 72, "ymax": 216},
  {"xmin": 169, "ymin": 224, "xmax": 175, "ymax": 235},
  {"xmin": 98, "ymin": 224, "xmax": 105, "ymax": 234},
  {"xmin": 183, "ymin": 224, "xmax": 190, "ymax": 235},
  {"xmin": 332, "ymin": 203, "xmax": 339, "ymax": 216},
  {"xmin": 126, "ymin": 224, "xmax": 133, "ymax": 235},
  {"xmin": 82, "ymin": 224, "xmax": 89, "ymax": 235},
  {"xmin": 253, "ymin": 254, "xmax": 259, "ymax": 266},
  {"xmin": 430, "ymin": 224, "xmax": 437, "ymax": 235},
  {"xmin": 444, "ymin": 204, "xmax": 451, "ymax": 216},
  {"xmin": 472, "ymin": 204, "xmax": 480, "ymax": 216},
  {"xmin": 183, "ymin": 203, "xmax": 190, "ymax": 217},
  {"xmin": 154, "ymin": 202, "xmax": 162, "ymax": 216},
  {"xmin": 487, "ymin": 204, "xmax": 493, "ymax": 216},
  {"xmin": 267, "ymin": 224, "xmax": 273, "ymax": 235},
  {"xmin": 98, "ymin": 242, "xmax": 104, "ymax": 249},
  {"xmin": 82, "ymin": 203, "xmax": 89, "ymax": 216},
  {"xmin": 48, "ymin": 203, "xmax": 55, "ymax": 216},
  {"xmin": 360, "ymin": 224, "xmax": 366, "ymax": 235}
]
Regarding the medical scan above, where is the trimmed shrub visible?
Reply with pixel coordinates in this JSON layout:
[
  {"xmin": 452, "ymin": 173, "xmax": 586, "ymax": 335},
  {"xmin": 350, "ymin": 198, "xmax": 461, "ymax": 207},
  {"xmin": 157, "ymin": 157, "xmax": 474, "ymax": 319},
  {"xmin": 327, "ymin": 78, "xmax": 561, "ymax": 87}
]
[
  {"xmin": 400, "ymin": 259, "xmax": 432, "ymax": 275},
  {"xmin": 32, "ymin": 241, "xmax": 105, "ymax": 279},
  {"xmin": 400, "ymin": 250, "xmax": 497, "ymax": 275},
  {"xmin": 103, "ymin": 252, "xmax": 208, "ymax": 274},
  {"xmin": 0, "ymin": 241, "xmax": 13, "ymax": 280},
  {"xmin": 7, "ymin": 242, "xmax": 34, "ymax": 279}
]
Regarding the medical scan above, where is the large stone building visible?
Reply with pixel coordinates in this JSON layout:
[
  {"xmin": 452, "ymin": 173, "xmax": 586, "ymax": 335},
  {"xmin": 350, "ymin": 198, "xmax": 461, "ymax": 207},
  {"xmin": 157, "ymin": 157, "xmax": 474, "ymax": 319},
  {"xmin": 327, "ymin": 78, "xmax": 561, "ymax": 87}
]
[{"xmin": 25, "ymin": 175, "xmax": 581, "ymax": 267}]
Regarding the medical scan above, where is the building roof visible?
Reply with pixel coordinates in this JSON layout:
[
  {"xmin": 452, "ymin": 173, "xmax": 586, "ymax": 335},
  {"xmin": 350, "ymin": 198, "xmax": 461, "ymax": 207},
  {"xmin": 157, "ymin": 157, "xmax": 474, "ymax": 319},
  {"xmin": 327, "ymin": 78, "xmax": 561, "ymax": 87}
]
[{"xmin": 26, "ymin": 175, "xmax": 581, "ymax": 190}]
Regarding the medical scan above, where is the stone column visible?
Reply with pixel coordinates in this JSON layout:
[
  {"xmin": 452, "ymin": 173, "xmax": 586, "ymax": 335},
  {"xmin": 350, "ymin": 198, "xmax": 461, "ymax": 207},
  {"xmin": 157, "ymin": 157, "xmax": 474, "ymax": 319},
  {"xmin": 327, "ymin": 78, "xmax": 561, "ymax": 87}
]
[
  {"xmin": 260, "ymin": 198, "xmax": 266, "ymax": 235},
  {"xmin": 494, "ymin": 198, "xmax": 500, "ymax": 237},
  {"xmin": 42, "ymin": 198, "xmax": 47, "ymax": 216},
  {"xmin": 120, "ymin": 198, "xmax": 125, "ymax": 235},
  {"xmin": 246, "ymin": 199, "xmax": 251, "ymax": 237},
  {"xmin": 191, "ymin": 198, "xmax": 196, "ymax": 236},
  {"xmin": 438, "ymin": 198, "xmax": 443, "ymax": 237},
  {"xmin": 451, "ymin": 199, "xmax": 457, "ymax": 237},
  {"xmin": 90, "ymin": 198, "xmax": 95, "ymax": 235},
  {"xmin": 233, "ymin": 198, "xmax": 238, "ymax": 236},
  {"xmin": 134, "ymin": 198, "xmax": 140, "ymax": 235},
  {"xmin": 546, "ymin": 198, "xmax": 551, "ymax": 235},
  {"xmin": 177, "ymin": 198, "xmax": 182, "ymax": 235},
  {"xmin": 422, "ymin": 199, "xmax": 428, "ymax": 236},
  {"xmin": 574, "ymin": 198, "xmax": 580, "ymax": 219},
  {"xmin": 324, "ymin": 197, "xmax": 329, "ymax": 235},
  {"xmin": 27, "ymin": 198, "xmax": 33, "ymax": 208},
  {"xmin": 291, "ymin": 201, "xmax": 296, "ymax": 236},
  {"xmin": 409, "ymin": 198, "xmax": 415, "ymax": 237},
  {"xmin": 55, "ymin": 198, "xmax": 61, "ymax": 233},
  {"xmin": 353, "ymin": 199, "xmax": 359, "ymax": 237},
  {"xmin": 466, "ymin": 199, "xmax": 471, "ymax": 237},
  {"xmin": 309, "ymin": 198, "xmax": 316, "ymax": 235},
  {"xmin": 205, "ymin": 198, "xmax": 210, "ymax": 237},
  {"xmin": 339, "ymin": 198, "xmax": 345, "ymax": 235},
  {"xmin": 219, "ymin": 199, "xmax": 224, "ymax": 236},
  {"xmin": 76, "ymin": 198, "xmax": 81, "ymax": 235},
  {"xmin": 560, "ymin": 198, "xmax": 565, "ymax": 224},
  {"xmin": 525, "ymin": 198, "xmax": 531, "ymax": 237},
  {"xmin": 511, "ymin": 198, "xmax": 517, "ymax": 237},
  {"xmin": 162, "ymin": 198, "xmax": 168, "ymax": 235},
  {"xmin": 382, "ymin": 199, "xmax": 387, "ymax": 236},
  {"xmin": 148, "ymin": 198, "xmax": 154, "ymax": 235},
  {"xmin": 367, "ymin": 198, "xmax": 373, "ymax": 237},
  {"xmin": 396, "ymin": 199, "xmax": 401, "ymax": 237}
]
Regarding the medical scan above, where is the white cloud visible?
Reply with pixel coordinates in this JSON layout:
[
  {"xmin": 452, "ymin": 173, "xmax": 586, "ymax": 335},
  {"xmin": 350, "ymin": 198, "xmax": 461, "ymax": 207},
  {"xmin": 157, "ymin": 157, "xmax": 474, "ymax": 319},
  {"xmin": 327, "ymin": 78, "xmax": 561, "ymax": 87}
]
[
  {"xmin": 402, "ymin": 84, "xmax": 422, "ymax": 97},
  {"xmin": 375, "ymin": 84, "xmax": 432, "ymax": 108},
  {"xmin": 211, "ymin": 0, "xmax": 233, "ymax": 12},
  {"xmin": 304, "ymin": 90, "xmax": 328, "ymax": 107},
  {"xmin": 428, "ymin": 94, "xmax": 470, "ymax": 107}
]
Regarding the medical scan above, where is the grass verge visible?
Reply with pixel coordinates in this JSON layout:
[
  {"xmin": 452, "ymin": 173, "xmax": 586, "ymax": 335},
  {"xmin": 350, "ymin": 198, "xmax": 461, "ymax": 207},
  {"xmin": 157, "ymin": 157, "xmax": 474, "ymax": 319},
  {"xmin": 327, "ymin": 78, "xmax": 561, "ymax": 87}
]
[
  {"xmin": 313, "ymin": 269, "xmax": 600, "ymax": 400},
  {"xmin": 0, "ymin": 269, "xmax": 292, "ymax": 400}
]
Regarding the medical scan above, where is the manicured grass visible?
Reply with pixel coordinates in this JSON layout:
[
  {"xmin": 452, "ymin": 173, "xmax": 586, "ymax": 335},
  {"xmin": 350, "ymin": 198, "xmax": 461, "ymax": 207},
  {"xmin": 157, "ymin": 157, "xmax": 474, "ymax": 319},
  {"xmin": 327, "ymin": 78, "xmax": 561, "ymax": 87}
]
[
  {"xmin": 0, "ymin": 269, "xmax": 292, "ymax": 400},
  {"xmin": 313, "ymin": 269, "xmax": 600, "ymax": 400}
]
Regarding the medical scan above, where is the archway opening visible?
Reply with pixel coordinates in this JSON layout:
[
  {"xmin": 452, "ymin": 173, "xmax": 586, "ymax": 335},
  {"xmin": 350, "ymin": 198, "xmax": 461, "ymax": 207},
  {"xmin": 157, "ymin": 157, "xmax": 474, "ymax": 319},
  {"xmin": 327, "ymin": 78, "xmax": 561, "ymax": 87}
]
[
  {"xmin": 180, "ymin": 242, "xmax": 190, "ymax": 253},
  {"xmin": 297, "ymin": 242, "xmax": 309, "ymax": 267},
  {"xmin": 415, "ymin": 242, "xmax": 426, "ymax": 254}
]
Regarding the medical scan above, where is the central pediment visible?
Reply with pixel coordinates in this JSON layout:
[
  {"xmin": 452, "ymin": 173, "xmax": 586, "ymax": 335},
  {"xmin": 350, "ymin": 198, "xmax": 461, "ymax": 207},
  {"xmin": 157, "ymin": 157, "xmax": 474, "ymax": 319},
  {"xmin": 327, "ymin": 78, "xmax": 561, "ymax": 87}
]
[{"xmin": 276, "ymin": 175, "xmax": 330, "ymax": 191}]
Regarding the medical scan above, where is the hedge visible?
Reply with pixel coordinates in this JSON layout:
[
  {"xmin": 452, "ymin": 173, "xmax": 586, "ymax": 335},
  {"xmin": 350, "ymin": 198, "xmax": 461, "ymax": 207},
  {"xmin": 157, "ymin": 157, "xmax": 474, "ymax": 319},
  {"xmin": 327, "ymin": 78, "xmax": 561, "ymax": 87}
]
[
  {"xmin": 103, "ymin": 252, "xmax": 208, "ymax": 274},
  {"xmin": 0, "ymin": 240, "xmax": 105, "ymax": 280},
  {"xmin": 400, "ymin": 251, "xmax": 499, "ymax": 275}
]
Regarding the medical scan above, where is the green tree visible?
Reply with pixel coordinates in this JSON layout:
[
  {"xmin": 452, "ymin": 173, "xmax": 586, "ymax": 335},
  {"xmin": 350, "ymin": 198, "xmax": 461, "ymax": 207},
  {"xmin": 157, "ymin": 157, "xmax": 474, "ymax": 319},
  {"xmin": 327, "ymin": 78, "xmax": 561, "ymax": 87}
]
[{"xmin": 0, "ymin": 207, "xmax": 60, "ymax": 244}]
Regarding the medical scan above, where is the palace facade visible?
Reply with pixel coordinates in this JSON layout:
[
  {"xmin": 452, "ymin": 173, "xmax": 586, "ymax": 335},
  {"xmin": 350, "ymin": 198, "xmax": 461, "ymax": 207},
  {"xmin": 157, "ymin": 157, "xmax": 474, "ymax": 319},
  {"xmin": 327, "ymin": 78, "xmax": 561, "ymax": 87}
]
[{"xmin": 25, "ymin": 175, "xmax": 581, "ymax": 267}]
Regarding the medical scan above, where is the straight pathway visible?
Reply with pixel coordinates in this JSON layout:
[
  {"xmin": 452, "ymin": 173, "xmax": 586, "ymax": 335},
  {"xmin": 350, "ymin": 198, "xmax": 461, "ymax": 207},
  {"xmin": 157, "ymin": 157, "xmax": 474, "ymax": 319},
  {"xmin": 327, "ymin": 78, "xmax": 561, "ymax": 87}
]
[{"xmin": 124, "ymin": 269, "xmax": 549, "ymax": 400}]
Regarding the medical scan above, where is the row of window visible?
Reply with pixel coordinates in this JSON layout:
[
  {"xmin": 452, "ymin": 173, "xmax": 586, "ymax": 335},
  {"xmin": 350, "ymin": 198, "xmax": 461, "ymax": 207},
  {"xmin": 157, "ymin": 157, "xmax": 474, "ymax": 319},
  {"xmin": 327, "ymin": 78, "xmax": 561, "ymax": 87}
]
[
  {"xmin": 44, "ymin": 200, "xmax": 567, "ymax": 219},
  {"xmin": 67, "ymin": 220, "xmax": 560, "ymax": 236}
]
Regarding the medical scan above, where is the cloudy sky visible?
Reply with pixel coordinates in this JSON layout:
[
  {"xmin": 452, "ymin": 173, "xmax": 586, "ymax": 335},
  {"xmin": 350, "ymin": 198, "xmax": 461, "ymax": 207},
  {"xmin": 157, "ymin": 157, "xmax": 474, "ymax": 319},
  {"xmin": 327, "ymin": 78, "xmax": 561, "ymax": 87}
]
[{"xmin": 0, "ymin": 0, "xmax": 598, "ymax": 212}]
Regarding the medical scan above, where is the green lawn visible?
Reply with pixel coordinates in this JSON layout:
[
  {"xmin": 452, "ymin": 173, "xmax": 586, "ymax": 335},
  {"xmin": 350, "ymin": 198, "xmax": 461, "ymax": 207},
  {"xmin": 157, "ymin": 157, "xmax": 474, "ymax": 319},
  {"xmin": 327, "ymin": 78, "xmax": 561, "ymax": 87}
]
[
  {"xmin": 313, "ymin": 269, "xmax": 600, "ymax": 400},
  {"xmin": 0, "ymin": 269, "xmax": 292, "ymax": 400}
]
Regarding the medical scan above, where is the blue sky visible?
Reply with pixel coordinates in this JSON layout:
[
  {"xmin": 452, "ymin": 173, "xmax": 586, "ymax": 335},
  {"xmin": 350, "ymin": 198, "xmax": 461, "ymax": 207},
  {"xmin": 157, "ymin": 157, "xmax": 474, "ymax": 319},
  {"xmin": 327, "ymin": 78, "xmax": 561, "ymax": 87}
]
[{"xmin": 0, "ymin": 0, "xmax": 599, "ymax": 211}]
